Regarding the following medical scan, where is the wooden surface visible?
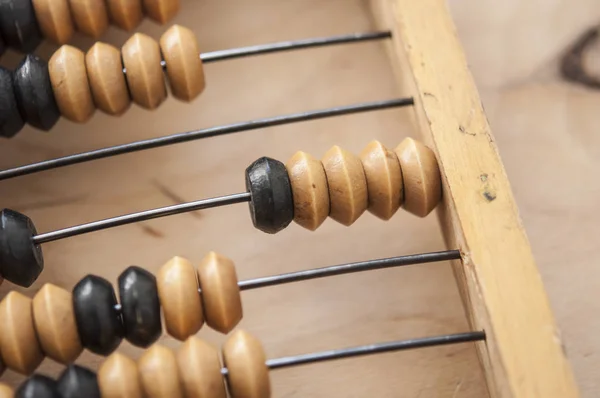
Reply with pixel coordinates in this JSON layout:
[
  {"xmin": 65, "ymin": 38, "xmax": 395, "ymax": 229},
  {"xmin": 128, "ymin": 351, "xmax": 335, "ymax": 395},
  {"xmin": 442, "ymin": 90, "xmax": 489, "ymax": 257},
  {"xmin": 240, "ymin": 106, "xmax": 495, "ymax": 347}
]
[{"xmin": 0, "ymin": 1, "xmax": 597, "ymax": 397}]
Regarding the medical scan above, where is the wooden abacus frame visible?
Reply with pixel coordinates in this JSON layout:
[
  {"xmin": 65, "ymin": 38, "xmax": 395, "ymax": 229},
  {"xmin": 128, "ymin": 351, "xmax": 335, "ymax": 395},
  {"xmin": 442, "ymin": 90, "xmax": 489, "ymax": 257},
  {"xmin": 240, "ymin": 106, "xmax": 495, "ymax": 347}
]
[{"xmin": 371, "ymin": 1, "xmax": 579, "ymax": 397}]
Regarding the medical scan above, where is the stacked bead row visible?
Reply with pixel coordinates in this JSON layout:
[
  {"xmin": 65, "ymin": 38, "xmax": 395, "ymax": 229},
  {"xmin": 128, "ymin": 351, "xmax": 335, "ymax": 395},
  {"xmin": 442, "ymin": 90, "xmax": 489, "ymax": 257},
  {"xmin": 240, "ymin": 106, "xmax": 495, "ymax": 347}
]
[
  {"xmin": 0, "ymin": 0, "xmax": 179, "ymax": 54},
  {"xmin": 0, "ymin": 24, "xmax": 204, "ymax": 138},
  {"xmin": 247, "ymin": 137, "xmax": 442, "ymax": 233},
  {"xmin": 0, "ymin": 330, "xmax": 268, "ymax": 398},
  {"xmin": 0, "ymin": 253, "xmax": 243, "ymax": 376}
]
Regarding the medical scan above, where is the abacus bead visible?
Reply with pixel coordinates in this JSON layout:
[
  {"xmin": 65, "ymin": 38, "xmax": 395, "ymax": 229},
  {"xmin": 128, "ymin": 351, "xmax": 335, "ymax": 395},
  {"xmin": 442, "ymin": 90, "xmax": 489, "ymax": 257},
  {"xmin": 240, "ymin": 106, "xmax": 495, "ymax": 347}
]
[
  {"xmin": 322, "ymin": 146, "xmax": 368, "ymax": 226},
  {"xmin": 0, "ymin": 384, "xmax": 12, "ymax": 398},
  {"xmin": 360, "ymin": 141, "xmax": 403, "ymax": 220},
  {"xmin": 177, "ymin": 337, "xmax": 227, "ymax": 398},
  {"xmin": 15, "ymin": 375, "xmax": 60, "ymax": 398},
  {"xmin": 286, "ymin": 151, "xmax": 329, "ymax": 231},
  {"xmin": 86, "ymin": 43, "xmax": 131, "ymax": 115},
  {"xmin": 0, "ymin": 292, "xmax": 44, "ymax": 374},
  {"xmin": 98, "ymin": 353, "xmax": 143, "ymax": 398},
  {"xmin": 160, "ymin": 25, "xmax": 205, "ymax": 102},
  {"xmin": 49, "ymin": 46, "xmax": 95, "ymax": 123},
  {"xmin": 197, "ymin": 252, "xmax": 242, "ymax": 334},
  {"xmin": 0, "ymin": 0, "xmax": 42, "ymax": 53},
  {"xmin": 13, "ymin": 55, "xmax": 61, "ymax": 131},
  {"xmin": 245, "ymin": 157, "xmax": 294, "ymax": 234},
  {"xmin": 31, "ymin": 0, "xmax": 74, "ymax": 44},
  {"xmin": 394, "ymin": 138, "xmax": 442, "ymax": 217},
  {"xmin": 118, "ymin": 266, "xmax": 161, "ymax": 348},
  {"xmin": 57, "ymin": 365, "xmax": 100, "ymax": 398},
  {"xmin": 142, "ymin": 0, "xmax": 179, "ymax": 24},
  {"xmin": 68, "ymin": 0, "xmax": 109, "ymax": 38},
  {"xmin": 0, "ymin": 35, "xmax": 4, "ymax": 56},
  {"xmin": 0, "ymin": 209, "xmax": 43, "ymax": 287},
  {"xmin": 32, "ymin": 284, "xmax": 82, "ymax": 364},
  {"xmin": 107, "ymin": 0, "xmax": 143, "ymax": 31},
  {"xmin": 73, "ymin": 275, "xmax": 124, "ymax": 356},
  {"xmin": 138, "ymin": 345, "xmax": 184, "ymax": 398},
  {"xmin": 0, "ymin": 67, "xmax": 25, "ymax": 138},
  {"xmin": 122, "ymin": 33, "xmax": 167, "ymax": 109},
  {"xmin": 156, "ymin": 256, "xmax": 204, "ymax": 340},
  {"xmin": 223, "ymin": 330, "xmax": 270, "ymax": 398}
]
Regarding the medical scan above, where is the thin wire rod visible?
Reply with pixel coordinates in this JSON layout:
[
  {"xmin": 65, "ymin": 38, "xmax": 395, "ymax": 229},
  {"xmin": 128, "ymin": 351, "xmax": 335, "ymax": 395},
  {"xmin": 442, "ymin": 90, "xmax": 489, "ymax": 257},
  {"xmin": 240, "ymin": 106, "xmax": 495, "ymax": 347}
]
[
  {"xmin": 221, "ymin": 331, "xmax": 486, "ymax": 375},
  {"xmin": 32, "ymin": 192, "xmax": 250, "ymax": 244},
  {"xmin": 200, "ymin": 31, "xmax": 392, "ymax": 63},
  {"xmin": 238, "ymin": 250, "xmax": 461, "ymax": 291},
  {"xmin": 0, "ymin": 98, "xmax": 413, "ymax": 181}
]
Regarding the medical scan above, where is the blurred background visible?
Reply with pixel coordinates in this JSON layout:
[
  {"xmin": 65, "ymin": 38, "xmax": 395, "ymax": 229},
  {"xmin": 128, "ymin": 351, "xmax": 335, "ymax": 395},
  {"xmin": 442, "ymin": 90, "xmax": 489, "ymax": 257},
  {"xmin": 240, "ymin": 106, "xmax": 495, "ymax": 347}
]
[{"xmin": 0, "ymin": 1, "xmax": 598, "ymax": 396}]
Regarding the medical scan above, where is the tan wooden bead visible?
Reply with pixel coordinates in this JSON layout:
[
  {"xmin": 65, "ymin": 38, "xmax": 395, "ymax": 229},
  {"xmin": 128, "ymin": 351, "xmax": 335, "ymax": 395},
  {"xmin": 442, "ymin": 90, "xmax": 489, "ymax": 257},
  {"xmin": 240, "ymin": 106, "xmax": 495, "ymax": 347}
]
[
  {"xmin": 197, "ymin": 252, "xmax": 243, "ymax": 334},
  {"xmin": 394, "ymin": 138, "xmax": 442, "ymax": 217},
  {"xmin": 0, "ymin": 383, "xmax": 13, "ymax": 398},
  {"xmin": 86, "ymin": 42, "xmax": 131, "ymax": 115},
  {"xmin": 160, "ymin": 25, "xmax": 205, "ymax": 102},
  {"xmin": 122, "ymin": 33, "xmax": 167, "ymax": 109},
  {"xmin": 322, "ymin": 145, "xmax": 368, "ymax": 226},
  {"xmin": 69, "ymin": 0, "xmax": 109, "ymax": 38},
  {"xmin": 98, "ymin": 352, "xmax": 143, "ymax": 398},
  {"xmin": 177, "ymin": 337, "xmax": 227, "ymax": 398},
  {"xmin": 360, "ymin": 140, "xmax": 404, "ymax": 220},
  {"xmin": 142, "ymin": 0, "xmax": 179, "ymax": 24},
  {"xmin": 49, "ymin": 45, "xmax": 95, "ymax": 123},
  {"xmin": 139, "ymin": 345, "xmax": 183, "ymax": 398},
  {"xmin": 157, "ymin": 256, "xmax": 204, "ymax": 340},
  {"xmin": 0, "ymin": 292, "xmax": 43, "ymax": 374},
  {"xmin": 223, "ymin": 330, "xmax": 270, "ymax": 398},
  {"xmin": 32, "ymin": 0, "xmax": 75, "ymax": 44},
  {"xmin": 286, "ymin": 151, "xmax": 330, "ymax": 231},
  {"xmin": 107, "ymin": 0, "xmax": 143, "ymax": 31},
  {"xmin": 32, "ymin": 284, "xmax": 82, "ymax": 364}
]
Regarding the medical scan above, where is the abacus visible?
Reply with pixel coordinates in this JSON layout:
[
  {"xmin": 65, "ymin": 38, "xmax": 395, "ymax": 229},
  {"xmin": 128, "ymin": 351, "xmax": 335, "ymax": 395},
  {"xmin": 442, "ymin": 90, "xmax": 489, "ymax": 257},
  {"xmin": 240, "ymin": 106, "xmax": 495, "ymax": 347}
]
[{"xmin": 0, "ymin": 1, "xmax": 581, "ymax": 397}]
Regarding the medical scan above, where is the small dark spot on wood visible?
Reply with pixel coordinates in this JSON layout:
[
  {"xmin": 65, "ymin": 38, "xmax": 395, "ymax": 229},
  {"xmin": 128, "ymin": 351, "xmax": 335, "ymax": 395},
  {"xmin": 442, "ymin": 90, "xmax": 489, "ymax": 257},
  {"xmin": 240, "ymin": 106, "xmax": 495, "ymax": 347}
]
[
  {"xmin": 312, "ymin": 183, "xmax": 316, "ymax": 188},
  {"xmin": 459, "ymin": 125, "xmax": 476, "ymax": 136},
  {"xmin": 483, "ymin": 191, "xmax": 496, "ymax": 202},
  {"xmin": 480, "ymin": 174, "xmax": 488, "ymax": 182},
  {"xmin": 423, "ymin": 91, "xmax": 435, "ymax": 98},
  {"xmin": 140, "ymin": 224, "xmax": 164, "ymax": 239},
  {"xmin": 421, "ymin": 61, "xmax": 425, "ymax": 67}
]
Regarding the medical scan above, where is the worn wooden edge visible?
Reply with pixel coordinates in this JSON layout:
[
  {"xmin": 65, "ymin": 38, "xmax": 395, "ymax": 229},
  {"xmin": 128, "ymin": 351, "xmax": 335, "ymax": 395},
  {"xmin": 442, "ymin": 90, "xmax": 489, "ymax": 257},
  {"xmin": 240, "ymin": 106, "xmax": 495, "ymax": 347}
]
[{"xmin": 368, "ymin": 1, "xmax": 580, "ymax": 397}]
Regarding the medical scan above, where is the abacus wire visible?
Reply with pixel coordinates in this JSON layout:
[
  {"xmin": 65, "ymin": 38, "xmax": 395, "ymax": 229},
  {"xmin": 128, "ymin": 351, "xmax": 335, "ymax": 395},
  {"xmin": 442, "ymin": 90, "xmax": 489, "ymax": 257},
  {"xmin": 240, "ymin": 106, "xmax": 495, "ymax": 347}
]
[{"xmin": 0, "ymin": 98, "xmax": 413, "ymax": 181}]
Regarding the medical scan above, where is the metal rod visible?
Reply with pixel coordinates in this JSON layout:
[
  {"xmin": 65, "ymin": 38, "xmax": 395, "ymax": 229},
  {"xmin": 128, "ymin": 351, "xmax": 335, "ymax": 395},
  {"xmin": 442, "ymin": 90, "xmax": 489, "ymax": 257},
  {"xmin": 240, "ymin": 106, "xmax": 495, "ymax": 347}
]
[
  {"xmin": 238, "ymin": 250, "xmax": 461, "ymax": 291},
  {"xmin": 221, "ymin": 331, "xmax": 485, "ymax": 376},
  {"xmin": 32, "ymin": 192, "xmax": 251, "ymax": 244},
  {"xmin": 0, "ymin": 98, "xmax": 413, "ymax": 181},
  {"xmin": 201, "ymin": 31, "xmax": 392, "ymax": 63}
]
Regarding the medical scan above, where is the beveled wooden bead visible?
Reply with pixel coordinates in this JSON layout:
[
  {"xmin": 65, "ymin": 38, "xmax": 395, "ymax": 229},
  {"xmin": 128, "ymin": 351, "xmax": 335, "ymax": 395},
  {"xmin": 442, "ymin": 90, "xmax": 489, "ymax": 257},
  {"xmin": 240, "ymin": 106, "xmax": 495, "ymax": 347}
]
[
  {"xmin": 322, "ymin": 145, "xmax": 368, "ymax": 226},
  {"xmin": 142, "ymin": 0, "xmax": 179, "ymax": 24},
  {"xmin": 157, "ymin": 256, "xmax": 204, "ymax": 340},
  {"xmin": 360, "ymin": 141, "xmax": 403, "ymax": 220},
  {"xmin": 32, "ymin": 0, "xmax": 75, "ymax": 44},
  {"xmin": 160, "ymin": 25, "xmax": 205, "ymax": 102},
  {"xmin": 32, "ymin": 284, "xmax": 83, "ymax": 364},
  {"xmin": 223, "ymin": 330, "xmax": 270, "ymax": 398},
  {"xmin": 0, "ymin": 0, "xmax": 42, "ymax": 53},
  {"xmin": 177, "ymin": 337, "xmax": 227, "ymax": 398},
  {"xmin": 286, "ymin": 151, "xmax": 330, "ymax": 231},
  {"xmin": 98, "ymin": 353, "xmax": 143, "ymax": 398},
  {"xmin": 0, "ymin": 292, "xmax": 44, "ymax": 374},
  {"xmin": 86, "ymin": 42, "xmax": 131, "ymax": 115},
  {"xmin": 0, "ymin": 383, "xmax": 13, "ymax": 398},
  {"xmin": 49, "ymin": 46, "xmax": 95, "ymax": 123},
  {"xmin": 138, "ymin": 345, "xmax": 183, "ymax": 398},
  {"xmin": 394, "ymin": 138, "xmax": 442, "ymax": 217},
  {"xmin": 68, "ymin": 0, "xmax": 109, "ymax": 38},
  {"xmin": 107, "ymin": 0, "xmax": 143, "ymax": 31},
  {"xmin": 197, "ymin": 252, "xmax": 242, "ymax": 334},
  {"xmin": 122, "ymin": 33, "xmax": 167, "ymax": 109},
  {"xmin": 15, "ymin": 375, "xmax": 60, "ymax": 398},
  {"xmin": 57, "ymin": 365, "xmax": 100, "ymax": 398}
]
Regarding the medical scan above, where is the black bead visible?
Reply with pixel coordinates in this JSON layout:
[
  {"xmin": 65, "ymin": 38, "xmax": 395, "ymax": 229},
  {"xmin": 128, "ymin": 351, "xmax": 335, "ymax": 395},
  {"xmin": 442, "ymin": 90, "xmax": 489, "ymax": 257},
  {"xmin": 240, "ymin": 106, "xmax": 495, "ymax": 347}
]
[
  {"xmin": 0, "ymin": 208, "xmax": 43, "ymax": 287},
  {"xmin": 0, "ymin": 33, "xmax": 5, "ymax": 55},
  {"xmin": 245, "ymin": 157, "xmax": 294, "ymax": 234},
  {"xmin": 13, "ymin": 54, "xmax": 60, "ymax": 131},
  {"xmin": 16, "ymin": 375, "xmax": 62, "ymax": 398},
  {"xmin": 118, "ymin": 266, "xmax": 162, "ymax": 348},
  {"xmin": 57, "ymin": 365, "xmax": 101, "ymax": 398},
  {"xmin": 0, "ymin": 67, "xmax": 25, "ymax": 138},
  {"xmin": 0, "ymin": 0, "xmax": 42, "ymax": 53},
  {"xmin": 73, "ymin": 275, "xmax": 124, "ymax": 356}
]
